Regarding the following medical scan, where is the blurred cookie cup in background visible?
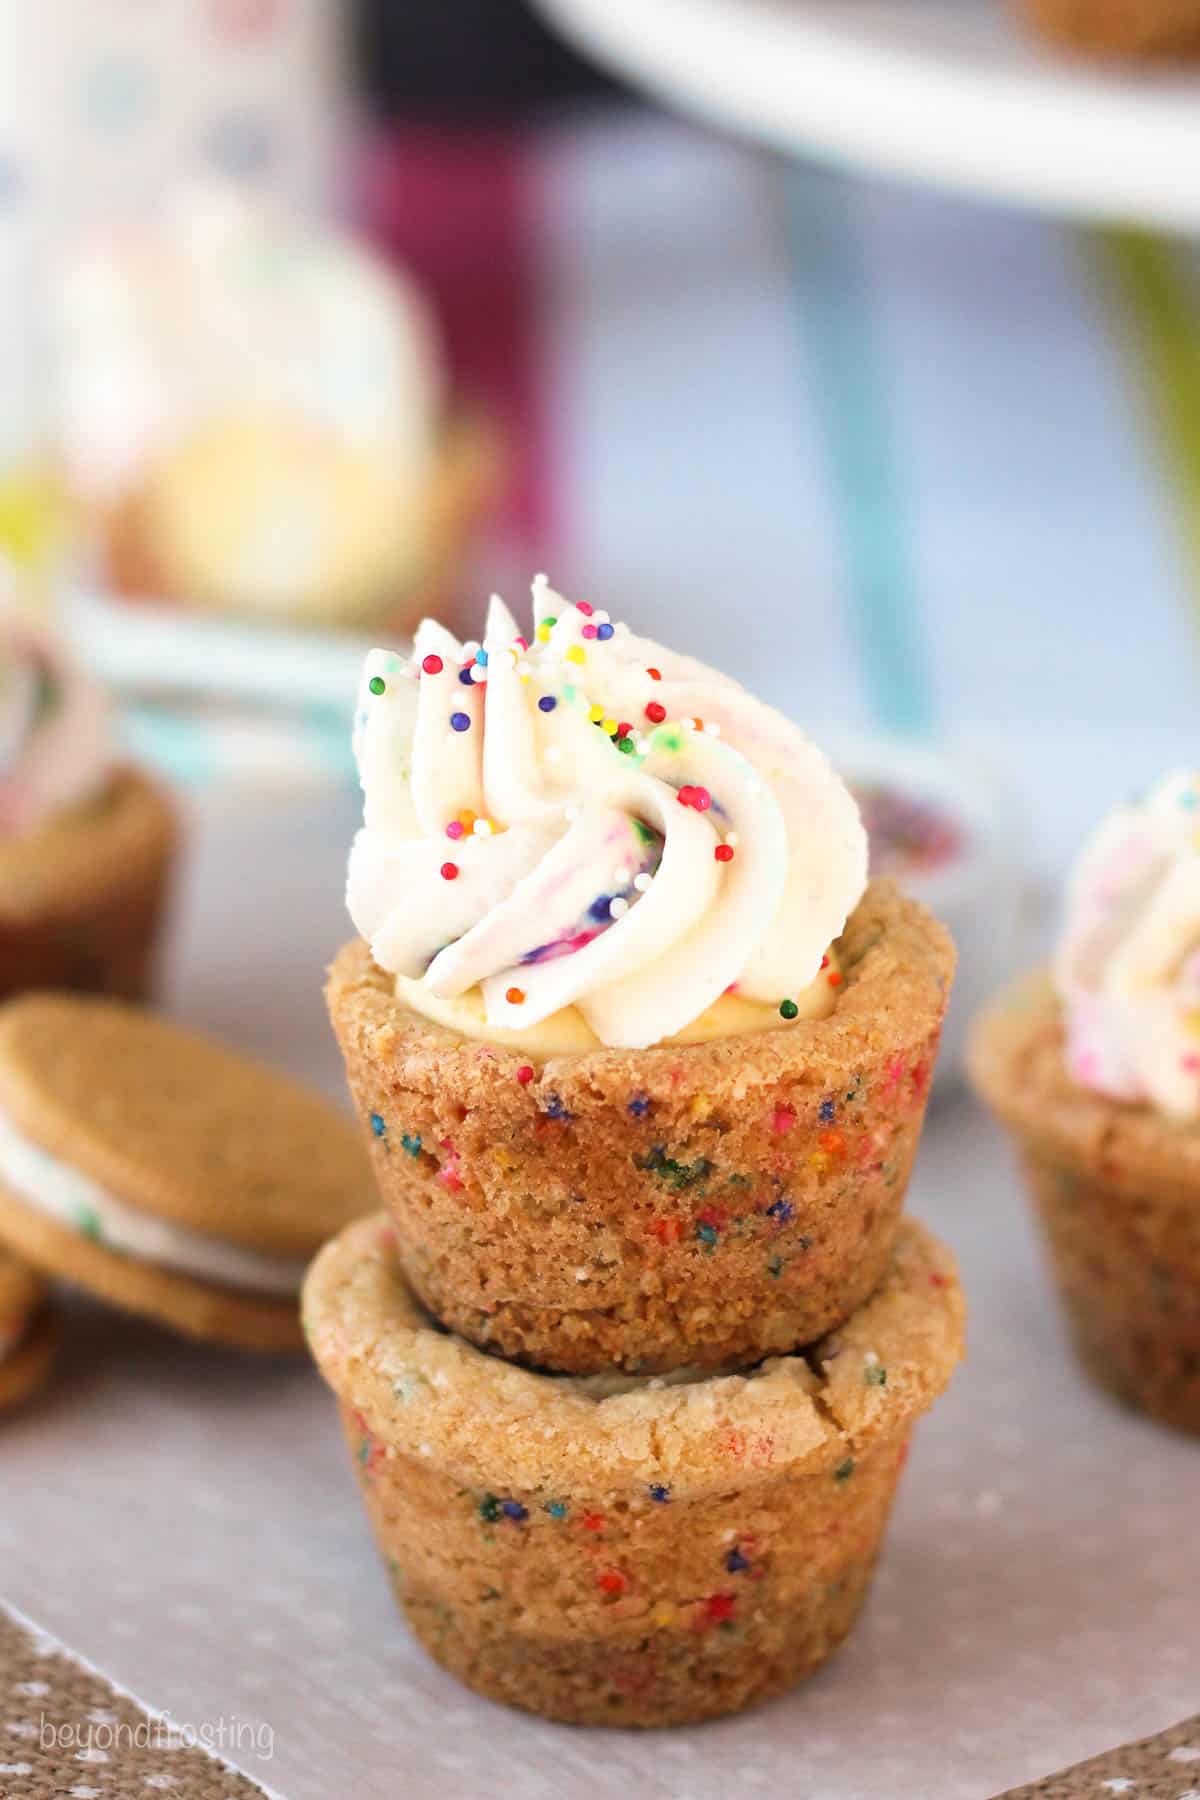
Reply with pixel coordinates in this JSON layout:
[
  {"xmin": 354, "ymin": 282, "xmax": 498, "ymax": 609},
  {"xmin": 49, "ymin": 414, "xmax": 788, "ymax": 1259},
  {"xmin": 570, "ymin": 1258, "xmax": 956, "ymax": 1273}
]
[
  {"xmin": 0, "ymin": 603, "xmax": 176, "ymax": 1002},
  {"xmin": 971, "ymin": 770, "xmax": 1200, "ymax": 1435},
  {"xmin": 52, "ymin": 180, "xmax": 502, "ymax": 638}
]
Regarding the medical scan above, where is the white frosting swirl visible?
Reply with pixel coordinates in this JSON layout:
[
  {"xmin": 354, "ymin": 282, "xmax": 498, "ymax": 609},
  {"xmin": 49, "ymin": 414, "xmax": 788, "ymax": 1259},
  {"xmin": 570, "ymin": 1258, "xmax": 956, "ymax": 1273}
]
[
  {"xmin": 347, "ymin": 579, "xmax": 867, "ymax": 1050},
  {"xmin": 1054, "ymin": 769, "xmax": 1200, "ymax": 1118},
  {"xmin": 0, "ymin": 600, "xmax": 114, "ymax": 836}
]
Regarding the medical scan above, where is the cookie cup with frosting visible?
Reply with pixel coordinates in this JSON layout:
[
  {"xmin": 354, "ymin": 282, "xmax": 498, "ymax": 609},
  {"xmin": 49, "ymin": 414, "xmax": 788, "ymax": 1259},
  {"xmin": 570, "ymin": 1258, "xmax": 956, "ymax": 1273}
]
[
  {"xmin": 304, "ymin": 1212, "xmax": 964, "ymax": 1728},
  {"xmin": 0, "ymin": 614, "xmax": 176, "ymax": 1003},
  {"xmin": 331, "ymin": 879, "xmax": 952, "ymax": 1374},
  {"xmin": 971, "ymin": 972, "xmax": 1200, "ymax": 1434},
  {"xmin": 334, "ymin": 584, "xmax": 955, "ymax": 1373},
  {"xmin": 970, "ymin": 771, "xmax": 1200, "ymax": 1435}
]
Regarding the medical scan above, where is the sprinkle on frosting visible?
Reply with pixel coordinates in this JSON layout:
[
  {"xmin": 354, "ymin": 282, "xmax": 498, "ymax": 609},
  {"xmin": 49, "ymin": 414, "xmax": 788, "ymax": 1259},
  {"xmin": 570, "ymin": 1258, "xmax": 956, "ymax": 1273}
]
[{"xmin": 347, "ymin": 578, "xmax": 867, "ymax": 1050}]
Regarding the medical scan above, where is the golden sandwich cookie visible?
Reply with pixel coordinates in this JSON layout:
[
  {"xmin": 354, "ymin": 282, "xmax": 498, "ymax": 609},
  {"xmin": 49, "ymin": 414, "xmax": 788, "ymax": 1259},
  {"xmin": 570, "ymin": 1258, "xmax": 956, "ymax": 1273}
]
[{"xmin": 0, "ymin": 995, "xmax": 374, "ymax": 1352}]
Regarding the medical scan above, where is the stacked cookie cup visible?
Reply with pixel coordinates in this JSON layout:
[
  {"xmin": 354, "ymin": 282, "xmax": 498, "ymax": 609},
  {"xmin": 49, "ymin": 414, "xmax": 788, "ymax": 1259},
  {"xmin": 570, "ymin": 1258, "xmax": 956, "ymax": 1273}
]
[{"xmin": 306, "ymin": 879, "xmax": 965, "ymax": 1727}]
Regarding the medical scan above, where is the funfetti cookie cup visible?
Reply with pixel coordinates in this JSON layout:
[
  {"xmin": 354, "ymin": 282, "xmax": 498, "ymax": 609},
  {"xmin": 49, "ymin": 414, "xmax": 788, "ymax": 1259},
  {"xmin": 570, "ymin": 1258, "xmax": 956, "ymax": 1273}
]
[
  {"xmin": 328, "ymin": 879, "xmax": 954, "ymax": 1376},
  {"xmin": 970, "ymin": 973, "xmax": 1200, "ymax": 1435},
  {"xmin": 304, "ymin": 1212, "xmax": 964, "ymax": 1729},
  {"xmin": 0, "ymin": 768, "xmax": 177, "ymax": 1004}
]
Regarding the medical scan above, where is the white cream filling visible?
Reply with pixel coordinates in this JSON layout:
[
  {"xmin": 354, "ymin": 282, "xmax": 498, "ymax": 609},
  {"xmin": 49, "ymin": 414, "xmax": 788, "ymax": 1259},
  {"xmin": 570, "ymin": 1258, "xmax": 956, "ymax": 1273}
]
[{"xmin": 0, "ymin": 1111, "xmax": 308, "ymax": 1297}]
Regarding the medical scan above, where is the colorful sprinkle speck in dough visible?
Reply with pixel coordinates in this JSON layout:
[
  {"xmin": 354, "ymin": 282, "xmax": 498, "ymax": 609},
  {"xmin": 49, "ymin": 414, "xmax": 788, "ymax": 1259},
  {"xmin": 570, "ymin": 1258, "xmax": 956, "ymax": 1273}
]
[
  {"xmin": 703, "ymin": 1593, "xmax": 737, "ymax": 1628},
  {"xmin": 635, "ymin": 1147, "xmax": 712, "ymax": 1190},
  {"xmin": 370, "ymin": 1112, "xmax": 386, "ymax": 1137}
]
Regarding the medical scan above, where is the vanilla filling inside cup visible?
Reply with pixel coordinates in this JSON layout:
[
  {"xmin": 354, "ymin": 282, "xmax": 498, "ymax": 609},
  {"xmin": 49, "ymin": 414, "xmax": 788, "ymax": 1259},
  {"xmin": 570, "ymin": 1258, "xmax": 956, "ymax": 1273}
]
[
  {"xmin": 395, "ymin": 947, "xmax": 841, "ymax": 1056},
  {"xmin": 0, "ymin": 1111, "xmax": 308, "ymax": 1296}
]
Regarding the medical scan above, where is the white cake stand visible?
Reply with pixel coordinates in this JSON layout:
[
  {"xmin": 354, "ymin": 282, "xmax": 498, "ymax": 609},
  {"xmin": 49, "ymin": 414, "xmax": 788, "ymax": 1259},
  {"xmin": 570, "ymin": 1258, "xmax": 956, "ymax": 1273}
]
[{"xmin": 535, "ymin": 0, "xmax": 1200, "ymax": 229}]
